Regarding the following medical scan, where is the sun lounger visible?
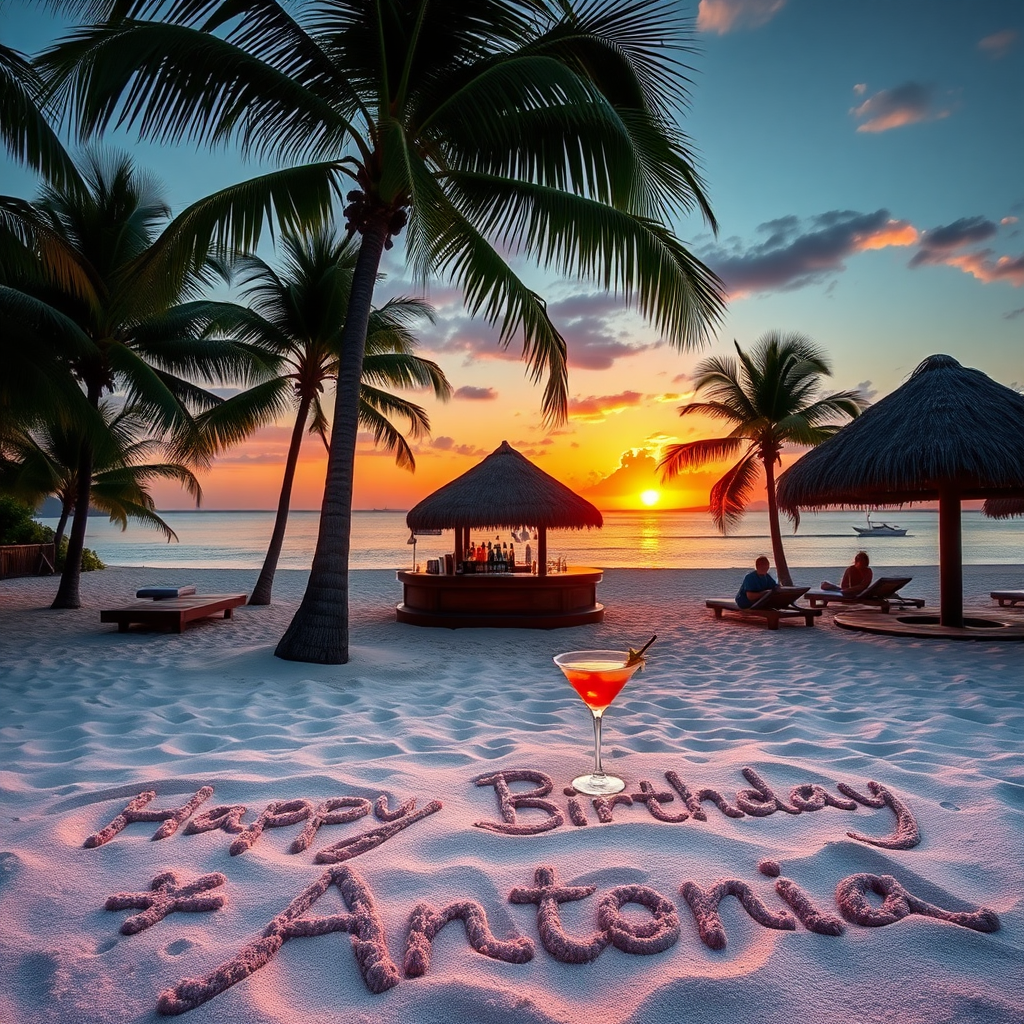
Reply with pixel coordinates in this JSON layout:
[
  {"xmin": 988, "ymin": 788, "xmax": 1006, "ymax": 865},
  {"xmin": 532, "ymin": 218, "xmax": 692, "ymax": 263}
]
[
  {"xmin": 705, "ymin": 586, "xmax": 820, "ymax": 629},
  {"xmin": 101, "ymin": 594, "xmax": 246, "ymax": 633},
  {"xmin": 804, "ymin": 577, "xmax": 925, "ymax": 614},
  {"xmin": 991, "ymin": 590, "xmax": 1024, "ymax": 607}
]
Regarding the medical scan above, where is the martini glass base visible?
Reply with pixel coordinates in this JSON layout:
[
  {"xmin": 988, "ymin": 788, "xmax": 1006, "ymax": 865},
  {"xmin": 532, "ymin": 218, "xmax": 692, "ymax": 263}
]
[{"xmin": 572, "ymin": 773, "xmax": 626, "ymax": 796}]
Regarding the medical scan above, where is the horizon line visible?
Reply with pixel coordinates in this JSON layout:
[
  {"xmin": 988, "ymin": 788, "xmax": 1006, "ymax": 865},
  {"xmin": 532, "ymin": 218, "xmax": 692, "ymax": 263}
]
[{"xmin": 144, "ymin": 505, "xmax": 717, "ymax": 515}]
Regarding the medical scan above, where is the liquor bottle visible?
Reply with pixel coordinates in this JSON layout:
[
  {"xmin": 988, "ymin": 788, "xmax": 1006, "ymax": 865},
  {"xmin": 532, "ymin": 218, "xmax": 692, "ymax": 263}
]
[
  {"xmin": 508, "ymin": 543, "xmax": 515, "ymax": 569},
  {"xmin": 487, "ymin": 542, "xmax": 495, "ymax": 572}
]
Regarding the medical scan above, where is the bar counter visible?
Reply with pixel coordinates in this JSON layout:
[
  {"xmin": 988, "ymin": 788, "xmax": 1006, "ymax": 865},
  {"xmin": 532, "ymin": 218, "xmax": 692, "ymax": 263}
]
[{"xmin": 395, "ymin": 566, "xmax": 604, "ymax": 628}]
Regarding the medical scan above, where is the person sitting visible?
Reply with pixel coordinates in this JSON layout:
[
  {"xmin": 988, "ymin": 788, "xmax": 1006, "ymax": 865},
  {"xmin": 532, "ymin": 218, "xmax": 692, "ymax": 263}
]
[
  {"xmin": 821, "ymin": 551, "xmax": 872, "ymax": 595},
  {"xmin": 735, "ymin": 556, "xmax": 778, "ymax": 609}
]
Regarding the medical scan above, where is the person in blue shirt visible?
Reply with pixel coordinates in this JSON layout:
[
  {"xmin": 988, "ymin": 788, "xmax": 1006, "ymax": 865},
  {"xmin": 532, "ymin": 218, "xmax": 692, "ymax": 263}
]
[{"xmin": 735, "ymin": 556, "xmax": 778, "ymax": 608}]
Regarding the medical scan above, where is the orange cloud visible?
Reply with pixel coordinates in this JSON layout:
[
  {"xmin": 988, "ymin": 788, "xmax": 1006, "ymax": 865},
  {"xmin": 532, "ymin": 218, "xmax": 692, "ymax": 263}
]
[
  {"xmin": 978, "ymin": 29, "xmax": 1019, "ymax": 59},
  {"xmin": 944, "ymin": 251, "xmax": 1024, "ymax": 287},
  {"xmin": 567, "ymin": 390, "xmax": 645, "ymax": 423},
  {"xmin": 579, "ymin": 449, "xmax": 712, "ymax": 510},
  {"xmin": 851, "ymin": 83, "xmax": 950, "ymax": 133},
  {"xmin": 697, "ymin": 0, "xmax": 786, "ymax": 34},
  {"xmin": 854, "ymin": 219, "xmax": 919, "ymax": 250}
]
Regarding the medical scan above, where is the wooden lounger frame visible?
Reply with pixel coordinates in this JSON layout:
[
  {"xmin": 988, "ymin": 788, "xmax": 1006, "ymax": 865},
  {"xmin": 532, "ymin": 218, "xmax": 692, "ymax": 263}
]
[
  {"xmin": 991, "ymin": 591, "xmax": 1024, "ymax": 607},
  {"xmin": 101, "ymin": 594, "xmax": 247, "ymax": 633},
  {"xmin": 805, "ymin": 576, "xmax": 925, "ymax": 614},
  {"xmin": 705, "ymin": 587, "xmax": 820, "ymax": 630}
]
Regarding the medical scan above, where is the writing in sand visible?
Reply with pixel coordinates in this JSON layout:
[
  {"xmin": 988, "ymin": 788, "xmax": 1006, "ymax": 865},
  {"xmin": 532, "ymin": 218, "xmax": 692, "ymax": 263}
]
[{"xmin": 79, "ymin": 766, "xmax": 1001, "ymax": 1016}]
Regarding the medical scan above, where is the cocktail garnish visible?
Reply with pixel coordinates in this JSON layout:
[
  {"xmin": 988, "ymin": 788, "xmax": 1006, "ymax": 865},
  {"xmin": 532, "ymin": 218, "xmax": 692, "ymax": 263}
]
[{"xmin": 626, "ymin": 635, "xmax": 657, "ymax": 671}]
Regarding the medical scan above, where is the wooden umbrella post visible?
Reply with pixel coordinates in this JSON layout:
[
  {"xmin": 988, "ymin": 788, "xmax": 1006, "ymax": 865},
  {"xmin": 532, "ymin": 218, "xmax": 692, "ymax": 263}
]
[
  {"xmin": 938, "ymin": 486, "xmax": 963, "ymax": 628},
  {"xmin": 537, "ymin": 528, "xmax": 547, "ymax": 577}
]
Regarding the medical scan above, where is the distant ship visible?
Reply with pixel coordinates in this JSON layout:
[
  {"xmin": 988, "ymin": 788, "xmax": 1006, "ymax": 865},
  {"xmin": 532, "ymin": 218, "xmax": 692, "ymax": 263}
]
[{"xmin": 852, "ymin": 513, "xmax": 908, "ymax": 537}]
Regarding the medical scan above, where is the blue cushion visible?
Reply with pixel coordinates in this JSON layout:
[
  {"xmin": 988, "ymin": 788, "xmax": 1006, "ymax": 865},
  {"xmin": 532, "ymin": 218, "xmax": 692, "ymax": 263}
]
[{"xmin": 136, "ymin": 585, "xmax": 197, "ymax": 599}]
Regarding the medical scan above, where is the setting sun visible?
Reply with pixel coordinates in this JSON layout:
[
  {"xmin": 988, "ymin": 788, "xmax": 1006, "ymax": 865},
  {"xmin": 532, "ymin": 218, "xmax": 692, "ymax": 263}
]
[{"xmin": 640, "ymin": 489, "xmax": 660, "ymax": 507}]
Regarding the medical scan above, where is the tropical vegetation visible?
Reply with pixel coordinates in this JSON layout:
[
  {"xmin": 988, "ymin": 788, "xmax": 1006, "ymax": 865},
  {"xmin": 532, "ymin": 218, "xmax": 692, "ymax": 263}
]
[
  {"xmin": 3, "ymin": 401, "xmax": 202, "ymax": 549},
  {"xmin": 0, "ymin": 150, "xmax": 280, "ymax": 607},
  {"xmin": 40, "ymin": 0, "xmax": 725, "ymax": 661},
  {"xmin": 0, "ymin": 495, "xmax": 104, "ymax": 571},
  {"xmin": 194, "ymin": 228, "xmax": 450, "ymax": 606},
  {"xmin": 658, "ymin": 331, "xmax": 867, "ymax": 585}
]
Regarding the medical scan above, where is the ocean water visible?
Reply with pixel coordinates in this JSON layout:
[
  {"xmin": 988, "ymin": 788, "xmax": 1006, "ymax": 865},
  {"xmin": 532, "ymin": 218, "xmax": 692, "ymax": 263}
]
[{"xmin": 40, "ymin": 508, "xmax": 1024, "ymax": 571}]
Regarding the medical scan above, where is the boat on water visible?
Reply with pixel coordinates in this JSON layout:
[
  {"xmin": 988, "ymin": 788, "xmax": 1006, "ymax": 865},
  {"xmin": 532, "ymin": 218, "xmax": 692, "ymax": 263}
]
[{"xmin": 852, "ymin": 514, "xmax": 908, "ymax": 537}]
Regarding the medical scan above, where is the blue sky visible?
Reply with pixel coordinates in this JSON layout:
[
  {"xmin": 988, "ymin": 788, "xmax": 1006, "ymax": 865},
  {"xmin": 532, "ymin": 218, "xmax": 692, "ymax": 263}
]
[
  {"xmin": 687, "ymin": 1, "xmax": 1022, "ymax": 385},
  {"xmin": 2, "ymin": 0, "xmax": 1022, "ymax": 509}
]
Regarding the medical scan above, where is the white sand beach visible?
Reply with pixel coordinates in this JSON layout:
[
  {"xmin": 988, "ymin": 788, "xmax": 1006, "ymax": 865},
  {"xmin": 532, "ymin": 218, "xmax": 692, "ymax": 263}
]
[{"xmin": 1, "ymin": 564, "xmax": 1022, "ymax": 1024}]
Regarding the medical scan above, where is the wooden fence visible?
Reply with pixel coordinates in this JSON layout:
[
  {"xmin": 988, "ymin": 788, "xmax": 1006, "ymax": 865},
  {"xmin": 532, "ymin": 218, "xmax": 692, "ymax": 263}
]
[{"xmin": 0, "ymin": 544, "xmax": 56, "ymax": 579}]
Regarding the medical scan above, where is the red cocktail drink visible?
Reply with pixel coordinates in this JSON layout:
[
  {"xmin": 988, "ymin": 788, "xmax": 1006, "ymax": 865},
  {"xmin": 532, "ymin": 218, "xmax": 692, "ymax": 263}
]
[
  {"xmin": 560, "ymin": 659, "xmax": 635, "ymax": 710},
  {"xmin": 554, "ymin": 650, "xmax": 643, "ymax": 795}
]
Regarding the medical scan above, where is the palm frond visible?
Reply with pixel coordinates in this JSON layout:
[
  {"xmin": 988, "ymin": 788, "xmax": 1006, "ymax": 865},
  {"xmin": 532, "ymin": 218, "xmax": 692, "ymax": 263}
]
[
  {"xmin": 186, "ymin": 376, "xmax": 293, "ymax": 456},
  {"xmin": 89, "ymin": 491, "xmax": 181, "ymax": 540},
  {"xmin": 308, "ymin": 394, "xmax": 330, "ymax": 451},
  {"xmin": 442, "ymin": 173, "xmax": 724, "ymax": 350},
  {"xmin": 358, "ymin": 383, "xmax": 431, "ymax": 440},
  {"xmin": 428, "ymin": 211, "xmax": 569, "ymax": 424},
  {"xmin": 131, "ymin": 313, "xmax": 286, "ymax": 384},
  {"xmin": 95, "ymin": 460, "xmax": 202, "ymax": 505},
  {"xmin": 0, "ymin": 42, "xmax": 83, "ymax": 190},
  {"xmin": 360, "ymin": 352, "xmax": 451, "ymax": 399},
  {"xmin": 0, "ymin": 195, "xmax": 100, "ymax": 301},
  {"xmin": 134, "ymin": 162, "xmax": 348, "ymax": 287},
  {"xmin": 708, "ymin": 450, "xmax": 761, "ymax": 534},
  {"xmin": 659, "ymin": 436, "xmax": 748, "ymax": 479},
  {"xmin": 356, "ymin": 400, "xmax": 417, "ymax": 471},
  {"xmin": 40, "ymin": 19, "xmax": 368, "ymax": 164}
]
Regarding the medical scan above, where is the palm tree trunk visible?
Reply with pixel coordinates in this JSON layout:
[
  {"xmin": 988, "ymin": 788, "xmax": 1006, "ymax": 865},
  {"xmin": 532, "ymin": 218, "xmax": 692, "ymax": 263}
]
[
  {"xmin": 249, "ymin": 395, "xmax": 312, "ymax": 606},
  {"xmin": 275, "ymin": 217, "xmax": 390, "ymax": 663},
  {"xmin": 53, "ymin": 497, "xmax": 71, "ymax": 551},
  {"xmin": 763, "ymin": 455, "xmax": 793, "ymax": 586},
  {"xmin": 51, "ymin": 445, "xmax": 92, "ymax": 609}
]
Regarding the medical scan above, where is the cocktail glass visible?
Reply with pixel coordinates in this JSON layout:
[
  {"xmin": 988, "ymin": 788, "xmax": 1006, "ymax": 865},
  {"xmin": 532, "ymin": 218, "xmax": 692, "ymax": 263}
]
[{"xmin": 553, "ymin": 650, "xmax": 642, "ymax": 796}]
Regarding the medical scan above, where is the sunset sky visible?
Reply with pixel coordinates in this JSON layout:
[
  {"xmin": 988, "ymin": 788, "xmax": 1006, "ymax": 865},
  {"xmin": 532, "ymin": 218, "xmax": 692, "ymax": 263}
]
[{"xmin": 3, "ymin": 0, "xmax": 1022, "ymax": 512}]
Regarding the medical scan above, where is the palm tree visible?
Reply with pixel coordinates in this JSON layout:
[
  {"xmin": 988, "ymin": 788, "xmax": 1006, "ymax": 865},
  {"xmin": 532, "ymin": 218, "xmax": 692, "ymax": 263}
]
[
  {"xmin": 195, "ymin": 227, "xmax": 450, "ymax": 606},
  {"xmin": 658, "ymin": 332, "xmax": 867, "ymax": 585},
  {"xmin": 0, "ymin": 150, "xmax": 280, "ymax": 607},
  {"xmin": 5, "ymin": 400, "xmax": 203, "ymax": 550},
  {"xmin": 45, "ymin": 0, "xmax": 725, "ymax": 661}
]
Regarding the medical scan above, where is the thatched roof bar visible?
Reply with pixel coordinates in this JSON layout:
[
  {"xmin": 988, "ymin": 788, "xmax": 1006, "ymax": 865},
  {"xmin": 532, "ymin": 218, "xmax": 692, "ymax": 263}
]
[
  {"xmin": 406, "ymin": 441, "xmax": 603, "ymax": 532},
  {"xmin": 777, "ymin": 355, "xmax": 1024, "ymax": 511},
  {"xmin": 984, "ymin": 497, "xmax": 1024, "ymax": 519}
]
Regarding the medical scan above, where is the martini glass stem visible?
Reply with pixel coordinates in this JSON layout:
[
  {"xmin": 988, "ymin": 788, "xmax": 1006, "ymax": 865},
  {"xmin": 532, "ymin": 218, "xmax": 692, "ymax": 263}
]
[{"xmin": 590, "ymin": 709, "xmax": 606, "ymax": 780}]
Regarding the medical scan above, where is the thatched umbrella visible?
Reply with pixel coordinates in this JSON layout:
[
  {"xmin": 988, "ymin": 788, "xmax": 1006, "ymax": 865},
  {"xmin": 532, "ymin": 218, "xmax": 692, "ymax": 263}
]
[
  {"xmin": 406, "ymin": 440, "xmax": 603, "ymax": 575},
  {"xmin": 984, "ymin": 497, "xmax": 1024, "ymax": 519},
  {"xmin": 777, "ymin": 354, "xmax": 1024, "ymax": 627}
]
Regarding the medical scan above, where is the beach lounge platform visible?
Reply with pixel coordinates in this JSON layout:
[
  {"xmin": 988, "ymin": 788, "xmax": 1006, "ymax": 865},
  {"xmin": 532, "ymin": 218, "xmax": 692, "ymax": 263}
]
[
  {"xmin": 834, "ymin": 606, "xmax": 1024, "ymax": 641},
  {"xmin": 991, "ymin": 590, "xmax": 1024, "ymax": 607},
  {"xmin": 705, "ymin": 587, "xmax": 820, "ymax": 629},
  {"xmin": 101, "ymin": 593, "xmax": 246, "ymax": 633}
]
